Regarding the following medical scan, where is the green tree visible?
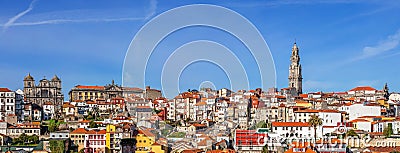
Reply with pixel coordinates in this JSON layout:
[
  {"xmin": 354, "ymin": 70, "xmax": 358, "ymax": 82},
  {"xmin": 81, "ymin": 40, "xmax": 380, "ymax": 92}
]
[
  {"xmin": 79, "ymin": 148, "xmax": 85, "ymax": 153},
  {"xmin": 19, "ymin": 133, "xmax": 28, "ymax": 143},
  {"xmin": 29, "ymin": 135, "xmax": 39, "ymax": 144},
  {"xmin": 262, "ymin": 144, "xmax": 269, "ymax": 153},
  {"xmin": 12, "ymin": 137, "xmax": 21, "ymax": 145},
  {"xmin": 153, "ymin": 108, "xmax": 162, "ymax": 114},
  {"xmin": 384, "ymin": 123, "xmax": 394, "ymax": 138},
  {"xmin": 49, "ymin": 139, "xmax": 66, "ymax": 153},
  {"xmin": 48, "ymin": 119, "xmax": 58, "ymax": 132},
  {"xmin": 256, "ymin": 121, "xmax": 268, "ymax": 128},
  {"xmin": 308, "ymin": 115, "xmax": 323, "ymax": 143},
  {"xmin": 89, "ymin": 120, "xmax": 98, "ymax": 128},
  {"xmin": 346, "ymin": 129, "xmax": 358, "ymax": 138}
]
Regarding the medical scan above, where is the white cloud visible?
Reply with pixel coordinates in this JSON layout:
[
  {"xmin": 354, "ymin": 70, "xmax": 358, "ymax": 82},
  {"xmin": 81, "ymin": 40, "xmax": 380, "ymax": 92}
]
[
  {"xmin": 5, "ymin": 17, "xmax": 144, "ymax": 27},
  {"xmin": 0, "ymin": 0, "xmax": 157, "ymax": 28},
  {"xmin": 145, "ymin": 0, "xmax": 158, "ymax": 20},
  {"xmin": 3, "ymin": 0, "xmax": 37, "ymax": 31},
  {"xmin": 356, "ymin": 29, "xmax": 400, "ymax": 60}
]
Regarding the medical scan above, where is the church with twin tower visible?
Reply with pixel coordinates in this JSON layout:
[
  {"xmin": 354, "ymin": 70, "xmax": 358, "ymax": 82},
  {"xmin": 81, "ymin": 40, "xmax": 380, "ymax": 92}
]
[{"xmin": 288, "ymin": 42, "xmax": 303, "ymax": 95}]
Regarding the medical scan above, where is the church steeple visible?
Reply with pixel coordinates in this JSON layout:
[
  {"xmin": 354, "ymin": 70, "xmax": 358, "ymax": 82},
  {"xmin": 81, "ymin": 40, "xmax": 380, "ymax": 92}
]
[
  {"xmin": 383, "ymin": 83, "xmax": 389, "ymax": 100},
  {"xmin": 288, "ymin": 42, "xmax": 303, "ymax": 95}
]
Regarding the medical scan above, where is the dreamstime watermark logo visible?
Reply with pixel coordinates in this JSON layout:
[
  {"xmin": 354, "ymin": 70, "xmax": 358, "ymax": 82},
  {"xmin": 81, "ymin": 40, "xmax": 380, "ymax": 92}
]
[
  {"xmin": 337, "ymin": 123, "xmax": 348, "ymax": 135},
  {"xmin": 122, "ymin": 4, "xmax": 276, "ymax": 98},
  {"xmin": 122, "ymin": 4, "xmax": 276, "ymax": 143}
]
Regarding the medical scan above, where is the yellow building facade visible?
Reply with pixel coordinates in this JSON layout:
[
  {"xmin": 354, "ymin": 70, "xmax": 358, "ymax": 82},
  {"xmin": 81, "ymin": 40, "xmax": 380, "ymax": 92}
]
[
  {"xmin": 136, "ymin": 130, "xmax": 165, "ymax": 153},
  {"xmin": 106, "ymin": 124, "xmax": 116, "ymax": 153},
  {"xmin": 70, "ymin": 128, "xmax": 88, "ymax": 151}
]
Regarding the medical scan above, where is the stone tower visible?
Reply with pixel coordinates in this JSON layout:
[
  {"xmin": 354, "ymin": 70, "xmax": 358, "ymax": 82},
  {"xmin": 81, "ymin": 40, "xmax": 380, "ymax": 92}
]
[
  {"xmin": 288, "ymin": 42, "xmax": 303, "ymax": 95},
  {"xmin": 23, "ymin": 73, "xmax": 36, "ymax": 98}
]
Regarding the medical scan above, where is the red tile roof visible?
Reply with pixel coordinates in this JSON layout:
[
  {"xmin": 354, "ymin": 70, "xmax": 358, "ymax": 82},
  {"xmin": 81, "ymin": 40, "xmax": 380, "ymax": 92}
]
[
  {"xmin": 122, "ymin": 87, "xmax": 143, "ymax": 91},
  {"xmin": 0, "ymin": 88, "xmax": 12, "ymax": 92},
  {"xmin": 275, "ymin": 95, "xmax": 286, "ymax": 99},
  {"xmin": 75, "ymin": 85, "xmax": 105, "ymax": 90},
  {"xmin": 368, "ymin": 132, "xmax": 383, "ymax": 136},
  {"xmin": 195, "ymin": 101, "xmax": 207, "ymax": 106},
  {"xmin": 206, "ymin": 149, "xmax": 236, "ymax": 153},
  {"xmin": 294, "ymin": 109, "xmax": 339, "ymax": 113},
  {"xmin": 182, "ymin": 149, "xmax": 203, "ymax": 153},
  {"xmin": 272, "ymin": 122, "xmax": 309, "ymax": 127},
  {"xmin": 366, "ymin": 146, "xmax": 400, "ymax": 152},
  {"xmin": 87, "ymin": 129, "xmax": 106, "ymax": 134},
  {"xmin": 299, "ymin": 94, "xmax": 308, "ymax": 98},
  {"xmin": 137, "ymin": 106, "xmax": 151, "ymax": 109},
  {"xmin": 349, "ymin": 86, "xmax": 376, "ymax": 91},
  {"xmin": 139, "ymin": 130, "xmax": 155, "ymax": 138},
  {"xmin": 350, "ymin": 119, "xmax": 370, "ymax": 122},
  {"xmin": 71, "ymin": 128, "xmax": 88, "ymax": 134},
  {"xmin": 192, "ymin": 123, "xmax": 207, "ymax": 127}
]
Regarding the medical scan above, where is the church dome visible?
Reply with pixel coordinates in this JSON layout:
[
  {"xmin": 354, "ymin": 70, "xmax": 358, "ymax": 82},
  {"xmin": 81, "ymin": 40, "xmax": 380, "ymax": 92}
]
[
  {"xmin": 24, "ymin": 73, "xmax": 34, "ymax": 81},
  {"xmin": 51, "ymin": 75, "xmax": 61, "ymax": 81}
]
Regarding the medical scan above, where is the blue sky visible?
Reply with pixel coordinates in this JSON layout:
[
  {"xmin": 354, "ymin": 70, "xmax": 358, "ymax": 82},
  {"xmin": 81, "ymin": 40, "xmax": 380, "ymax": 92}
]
[{"xmin": 0, "ymin": 0, "xmax": 400, "ymax": 98}]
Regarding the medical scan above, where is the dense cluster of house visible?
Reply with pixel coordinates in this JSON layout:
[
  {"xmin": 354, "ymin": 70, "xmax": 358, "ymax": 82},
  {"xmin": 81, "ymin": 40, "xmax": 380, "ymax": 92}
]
[
  {"xmin": 1, "ymin": 43, "xmax": 399, "ymax": 153},
  {"xmin": 2, "ymin": 78, "xmax": 400, "ymax": 153}
]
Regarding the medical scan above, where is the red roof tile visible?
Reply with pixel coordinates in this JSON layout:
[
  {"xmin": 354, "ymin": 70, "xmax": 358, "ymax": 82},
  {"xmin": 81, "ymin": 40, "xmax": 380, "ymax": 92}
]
[
  {"xmin": 350, "ymin": 119, "xmax": 370, "ymax": 123},
  {"xmin": 272, "ymin": 122, "xmax": 309, "ymax": 127},
  {"xmin": 349, "ymin": 86, "xmax": 376, "ymax": 91},
  {"xmin": 71, "ymin": 128, "xmax": 88, "ymax": 134},
  {"xmin": 0, "ymin": 88, "xmax": 12, "ymax": 92},
  {"xmin": 75, "ymin": 85, "xmax": 105, "ymax": 90}
]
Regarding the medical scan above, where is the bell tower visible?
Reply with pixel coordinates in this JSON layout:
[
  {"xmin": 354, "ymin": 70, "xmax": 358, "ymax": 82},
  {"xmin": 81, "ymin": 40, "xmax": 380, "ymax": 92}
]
[
  {"xmin": 23, "ymin": 73, "xmax": 35, "ymax": 98},
  {"xmin": 288, "ymin": 42, "xmax": 303, "ymax": 94}
]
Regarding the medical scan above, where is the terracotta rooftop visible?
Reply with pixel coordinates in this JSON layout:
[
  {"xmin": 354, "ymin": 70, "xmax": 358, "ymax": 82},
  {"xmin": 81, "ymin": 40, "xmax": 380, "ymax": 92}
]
[
  {"xmin": 139, "ymin": 129, "xmax": 155, "ymax": 138},
  {"xmin": 87, "ymin": 129, "xmax": 106, "ymax": 134},
  {"xmin": 349, "ymin": 86, "xmax": 376, "ymax": 91},
  {"xmin": 75, "ymin": 85, "xmax": 105, "ymax": 90},
  {"xmin": 272, "ymin": 122, "xmax": 309, "ymax": 127},
  {"xmin": 350, "ymin": 119, "xmax": 370, "ymax": 122},
  {"xmin": 294, "ymin": 109, "xmax": 339, "ymax": 113},
  {"xmin": 195, "ymin": 101, "xmax": 207, "ymax": 106},
  {"xmin": 137, "ymin": 106, "xmax": 151, "ymax": 109},
  {"xmin": 0, "ymin": 88, "xmax": 12, "ymax": 92},
  {"xmin": 182, "ymin": 149, "xmax": 203, "ymax": 153},
  {"xmin": 299, "ymin": 94, "xmax": 308, "ymax": 98},
  {"xmin": 192, "ymin": 123, "xmax": 207, "ymax": 127},
  {"xmin": 366, "ymin": 146, "xmax": 400, "ymax": 152},
  {"xmin": 71, "ymin": 128, "xmax": 88, "ymax": 134}
]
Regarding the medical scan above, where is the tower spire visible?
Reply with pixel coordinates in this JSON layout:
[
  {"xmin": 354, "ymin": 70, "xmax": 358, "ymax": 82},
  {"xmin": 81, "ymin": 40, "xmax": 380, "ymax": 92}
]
[{"xmin": 288, "ymin": 41, "xmax": 303, "ymax": 95}]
